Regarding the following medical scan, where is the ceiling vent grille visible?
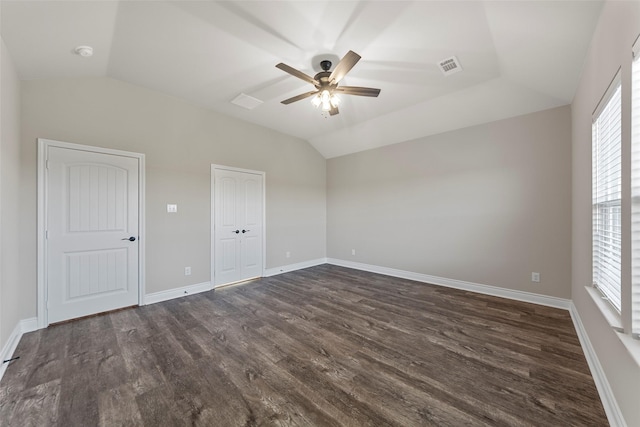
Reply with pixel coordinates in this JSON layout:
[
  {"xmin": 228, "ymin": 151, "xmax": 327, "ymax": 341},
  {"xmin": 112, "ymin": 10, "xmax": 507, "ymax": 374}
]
[
  {"xmin": 438, "ymin": 56, "xmax": 462, "ymax": 76},
  {"xmin": 231, "ymin": 93, "xmax": 263, "ymax": 110}
]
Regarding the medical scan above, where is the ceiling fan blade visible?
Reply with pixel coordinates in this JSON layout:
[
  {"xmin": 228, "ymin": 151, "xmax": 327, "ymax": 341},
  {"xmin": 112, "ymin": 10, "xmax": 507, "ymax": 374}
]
[
  {"xmin": 329, "ymin": 50, "xmax": 361, "ymax": 84},
  {"xmin": 329, "ymin": 106, "xmax": 339, "ymax": 116},
  {"xmin": 276, "ymin": 63, "xmax": 318, "ymax": 85},
  {"xmin": 281, "ymin": 90, "xmax": 319, "ymax": 105},
  {"xmin": 335, "ymin": 86, "xmax": 381, "ymax": 97}
]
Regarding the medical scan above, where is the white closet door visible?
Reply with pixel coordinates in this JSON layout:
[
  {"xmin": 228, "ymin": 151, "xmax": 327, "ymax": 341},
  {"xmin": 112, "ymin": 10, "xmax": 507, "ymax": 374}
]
[{"xmin": 213, "ymin": 167, "xmax": 264, "ymax": 287}]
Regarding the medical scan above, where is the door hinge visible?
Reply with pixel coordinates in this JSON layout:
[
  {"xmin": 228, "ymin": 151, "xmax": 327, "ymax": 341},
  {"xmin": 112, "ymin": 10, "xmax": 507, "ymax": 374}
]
[
  {"xmin": 45, "ymin": 230, "xmax": 49, "ymax": 239},
  {"xmin": 45, "ymin": 160, "xmax": 49, "ymax": 170}
]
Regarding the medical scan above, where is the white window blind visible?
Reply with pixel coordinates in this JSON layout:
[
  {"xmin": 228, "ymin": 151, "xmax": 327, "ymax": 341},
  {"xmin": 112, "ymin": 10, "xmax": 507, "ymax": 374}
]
[
  {"xmin": 593, "ymin": 80, "xmax": 622, "ymax": 312},
  {"xmin": 632, "ymin": 39, "xmax": 640, "ymax": 337}
]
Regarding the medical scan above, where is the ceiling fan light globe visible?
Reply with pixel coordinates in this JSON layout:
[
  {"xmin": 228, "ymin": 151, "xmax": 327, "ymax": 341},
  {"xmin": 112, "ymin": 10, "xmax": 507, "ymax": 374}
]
[
  {"xmin": 320, "ymin": 90, "xmax": 332, "ymax": 111},
  {"xmin": 311, "ymin": 95, "xmax": 321, "ymax": 108},
  {"xmin": 330, "ymin": 94, "xmax": 341, "ymax": 107}
]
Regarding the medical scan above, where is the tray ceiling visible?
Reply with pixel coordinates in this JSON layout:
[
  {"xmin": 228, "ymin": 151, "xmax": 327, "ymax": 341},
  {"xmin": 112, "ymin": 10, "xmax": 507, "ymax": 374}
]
[{"xmin": 1, "ymin": 1, "xmax": 603, "ymax": 158}]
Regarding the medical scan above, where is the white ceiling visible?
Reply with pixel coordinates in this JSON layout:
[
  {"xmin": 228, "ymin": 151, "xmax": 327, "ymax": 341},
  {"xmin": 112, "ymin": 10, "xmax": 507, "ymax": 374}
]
[{"xmin": 1, "ymin": 1, "xmax": 603, "ymax": 158}]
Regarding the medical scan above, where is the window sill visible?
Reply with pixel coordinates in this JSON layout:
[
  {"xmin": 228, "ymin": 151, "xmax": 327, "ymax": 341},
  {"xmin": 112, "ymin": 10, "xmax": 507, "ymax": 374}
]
[
  {"xmin": 585, "ymin": 286, "xmax": 623, "ymax": 331},
  {"xmin": 585, "ymin": 286, "xmax": 640, "ymax": 366},
  {"xmin": 617, "ymin": 331, "xmax": 640, "ymax": 367}
]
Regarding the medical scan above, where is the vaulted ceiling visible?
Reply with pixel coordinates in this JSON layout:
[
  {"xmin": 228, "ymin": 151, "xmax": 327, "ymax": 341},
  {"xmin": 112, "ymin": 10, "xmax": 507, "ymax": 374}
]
[{"xmin": 1, "ymin": 1, "xmax": 603, "ymax": 158}]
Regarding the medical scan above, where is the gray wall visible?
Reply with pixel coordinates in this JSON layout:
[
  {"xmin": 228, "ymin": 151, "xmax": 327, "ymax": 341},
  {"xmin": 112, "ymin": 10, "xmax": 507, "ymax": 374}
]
[
  {"xmin": 571, "ymin": 1, "xmax": 640, "ymax": 425},
  {"xmin": 1, "ymin": 38, "xmax": 23, "ymax": 346},
  {"xmin": 327, "ymin": 106, "xmax": 572, "ymax": 299},
  {"xmin": 19, "ymin": 76, "xmax": 326, "ymax": 316}
]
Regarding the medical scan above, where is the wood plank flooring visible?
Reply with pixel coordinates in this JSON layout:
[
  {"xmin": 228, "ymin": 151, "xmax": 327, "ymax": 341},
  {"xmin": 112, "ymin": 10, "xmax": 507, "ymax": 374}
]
[{"xmin": 0, "ymin": 265, "xmax": 608, "ymax": 426}]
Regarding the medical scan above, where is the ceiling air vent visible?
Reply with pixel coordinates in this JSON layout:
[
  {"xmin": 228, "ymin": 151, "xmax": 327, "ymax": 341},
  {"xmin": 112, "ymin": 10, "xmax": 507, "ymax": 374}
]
[
  {"xmin": 438, "ymin": 56, "xmax": 462, "ymax": 76},
  {"xmin": 231, "ymin": 93, "xmax": 263, "ymax": 110}
]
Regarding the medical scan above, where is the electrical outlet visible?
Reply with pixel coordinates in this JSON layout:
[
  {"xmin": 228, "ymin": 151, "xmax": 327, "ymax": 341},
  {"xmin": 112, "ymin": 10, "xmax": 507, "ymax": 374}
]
[
  {"xmin": 531, "ymin": 272, "xmax": 540, "ymax": 283},
  {"xmin": 167, "ymin": 204, "xmax": 178, "ymax": 213},
  {"xmin": 352, "ymin": 249, "xmax": 356, "ymax": 256},
  {"xmin": 185, "ymin": 266, "xmax": 191, "ymax": 276},
  {"xmin": 286, "ymin": 251, "xmax": 291, "ymax": 258}
]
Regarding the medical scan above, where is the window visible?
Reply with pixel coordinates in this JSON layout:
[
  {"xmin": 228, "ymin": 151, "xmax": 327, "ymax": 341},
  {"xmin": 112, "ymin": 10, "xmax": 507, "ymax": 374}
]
[
  {"xmin": 593, "ymin": 77, "xmax": 622, "ymax": 312},
  {"xmin": 632, "ymin": 39, "xmax": 640, "ymax": 338}
]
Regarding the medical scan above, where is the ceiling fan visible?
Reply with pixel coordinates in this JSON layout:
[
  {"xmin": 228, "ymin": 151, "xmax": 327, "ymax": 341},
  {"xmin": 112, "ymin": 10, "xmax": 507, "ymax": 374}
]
[{"xmin": 276, "ymin": 50, "xmax": 381, "ymax": 116}]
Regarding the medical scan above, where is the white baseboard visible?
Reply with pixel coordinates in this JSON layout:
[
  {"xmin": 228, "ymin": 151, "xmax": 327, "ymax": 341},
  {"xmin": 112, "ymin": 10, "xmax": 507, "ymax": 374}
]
[
  {"xmin": 144, "ymin": 281, "xmax": 213, "ymax": 305},
  {"xmin": 569, "ymin": 303, "xmax": 625, "ymax": 427},
  {"xmin": 326, "ymin": 258, "xmax": 571, "ymax": 310},
  {"xmin": 0, "ymin": 317, "xmax": 38, "ymax": 382},
  {"xmin": 264, "ymin": 258, "xmax": 327, "ymax": 277}
]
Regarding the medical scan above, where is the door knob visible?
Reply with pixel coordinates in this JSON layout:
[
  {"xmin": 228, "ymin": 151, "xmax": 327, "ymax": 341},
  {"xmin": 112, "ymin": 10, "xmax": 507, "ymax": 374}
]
[
  {"xmin": 232, "ymin": 230, "xmax": 240, "ymax": 234},
  {"xmin": 242, "ymin": 229, "xmax": 250, "ymax": 233},
  {"xmin": 122, "ymin": 236, "xmax": 136, "ymax": 242}
]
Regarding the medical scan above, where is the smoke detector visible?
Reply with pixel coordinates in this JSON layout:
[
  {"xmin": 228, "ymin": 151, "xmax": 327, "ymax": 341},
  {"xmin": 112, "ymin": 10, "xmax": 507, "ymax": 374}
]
[
  {"xmin": 438, "ymin": 56, "xmax": 462, "ymax": 76},
  {"xmin": 74, "ymin": 46, "xmax": 94, "ymax": 57}
]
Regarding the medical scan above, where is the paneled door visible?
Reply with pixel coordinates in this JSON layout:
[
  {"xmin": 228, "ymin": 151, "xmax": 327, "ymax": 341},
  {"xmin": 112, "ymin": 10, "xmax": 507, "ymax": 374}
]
[
  {"xmin": 45, "ymin": 144, "xmax": 141, "ymax": 324},
  {"xmin": 213, "ymin": 166, "xmax": 264, "ymax": 287}
]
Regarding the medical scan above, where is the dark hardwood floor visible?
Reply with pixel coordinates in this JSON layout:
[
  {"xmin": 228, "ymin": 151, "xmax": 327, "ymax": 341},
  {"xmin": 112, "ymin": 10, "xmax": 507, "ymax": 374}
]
[{"xmin": 0, "ymin": 265, "xmax": 608, "ymax": 426}]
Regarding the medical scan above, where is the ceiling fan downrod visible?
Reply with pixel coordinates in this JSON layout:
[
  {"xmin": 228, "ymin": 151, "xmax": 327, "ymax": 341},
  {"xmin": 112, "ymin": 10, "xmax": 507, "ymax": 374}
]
[{"xmin": 320, "ymin": 60, "xmax": 332, "ymax": 72}]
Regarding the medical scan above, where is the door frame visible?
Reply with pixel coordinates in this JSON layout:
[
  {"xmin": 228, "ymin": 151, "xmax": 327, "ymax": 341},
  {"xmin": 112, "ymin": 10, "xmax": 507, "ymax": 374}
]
[
  {"xmin": 37, "ymin": 138, "xmax": 146, "ymax": 328},
  {"xmin": 210, "ymin": 164, "xmax": 266, "ymax": 287}
]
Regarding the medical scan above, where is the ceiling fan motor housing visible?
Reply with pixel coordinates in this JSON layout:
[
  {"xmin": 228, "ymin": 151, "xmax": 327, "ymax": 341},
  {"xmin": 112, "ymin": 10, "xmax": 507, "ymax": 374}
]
[
  {"xmin": 313, "ymin": 71, "xmax": 335, "ymax": 91},
  {"xmin": 320, "ymin": 60, "xmax": 332, "ymax": 71}
]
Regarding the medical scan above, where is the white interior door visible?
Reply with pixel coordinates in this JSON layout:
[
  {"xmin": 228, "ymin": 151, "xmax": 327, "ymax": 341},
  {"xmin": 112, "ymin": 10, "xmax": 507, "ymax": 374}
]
[
  {"xmin": 213, "ymin": 167, "xmax": 264, "ymax": 287},
  {"xmin": 46, "ymin": 146, "xmax": 140, "ymax": 323}
]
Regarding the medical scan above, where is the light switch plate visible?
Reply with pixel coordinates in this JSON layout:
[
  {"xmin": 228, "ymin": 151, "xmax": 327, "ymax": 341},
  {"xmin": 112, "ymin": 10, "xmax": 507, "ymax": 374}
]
[{"xmin": 167, "ymin": 204, "xmax": 178, "ymax": 213}]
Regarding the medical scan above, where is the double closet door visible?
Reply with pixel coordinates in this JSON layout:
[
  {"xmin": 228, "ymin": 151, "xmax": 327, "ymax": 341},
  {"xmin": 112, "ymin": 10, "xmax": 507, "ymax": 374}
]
[{"xmin": 212, "ymin": 167, "xmax": 264, "ymax": 287}]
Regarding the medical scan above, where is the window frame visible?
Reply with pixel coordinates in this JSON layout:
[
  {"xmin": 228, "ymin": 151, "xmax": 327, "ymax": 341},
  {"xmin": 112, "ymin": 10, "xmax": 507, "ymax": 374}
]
[
  {"xmin": 631, "ymin": 36, "xmax": 640, "ymax": 339},
  {"xmin": 592, "ymin": 71, "xmax": 623, "ymax": 314}
]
